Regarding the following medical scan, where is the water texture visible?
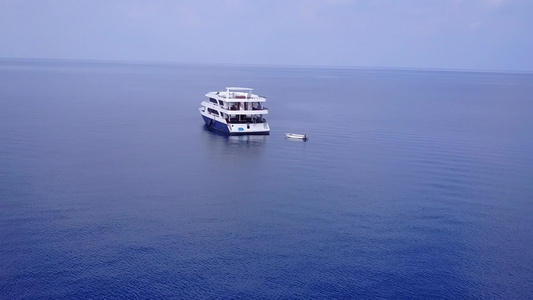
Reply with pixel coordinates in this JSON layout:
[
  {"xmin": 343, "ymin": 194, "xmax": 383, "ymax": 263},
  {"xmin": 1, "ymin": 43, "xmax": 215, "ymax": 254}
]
[{"xmin": 1, "ymin": 60, "xmax": 532, "ymax": 299}]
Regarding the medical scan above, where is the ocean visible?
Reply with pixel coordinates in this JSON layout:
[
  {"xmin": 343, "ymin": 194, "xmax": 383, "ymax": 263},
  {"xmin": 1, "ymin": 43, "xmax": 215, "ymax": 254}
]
[{"xmin": 1, "ymin": 60, "xmax": 532, "ymax": 299}]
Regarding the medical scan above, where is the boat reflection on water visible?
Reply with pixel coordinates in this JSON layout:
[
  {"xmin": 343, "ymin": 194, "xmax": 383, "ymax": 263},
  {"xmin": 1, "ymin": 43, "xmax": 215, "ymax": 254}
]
[
  {"xmin": 226, "ymin": 134, "xmax": 269, "ymax": 144},
  {"xmin": 201, "ymin": 125, "xmax": 268, "ymax": 160}
]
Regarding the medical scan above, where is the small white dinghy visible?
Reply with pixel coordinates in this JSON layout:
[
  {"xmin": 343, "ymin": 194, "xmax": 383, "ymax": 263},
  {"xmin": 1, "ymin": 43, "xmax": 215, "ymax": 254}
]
[{"xmin": 285, "ymin": 133, "xmax": 308, "ymax": 140}]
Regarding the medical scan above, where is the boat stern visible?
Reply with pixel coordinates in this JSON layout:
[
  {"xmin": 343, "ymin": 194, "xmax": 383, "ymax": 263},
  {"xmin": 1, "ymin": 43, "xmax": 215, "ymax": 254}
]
[{"xmin": 227, "ymin": 122, "xmax": 270, "ymax": 135}]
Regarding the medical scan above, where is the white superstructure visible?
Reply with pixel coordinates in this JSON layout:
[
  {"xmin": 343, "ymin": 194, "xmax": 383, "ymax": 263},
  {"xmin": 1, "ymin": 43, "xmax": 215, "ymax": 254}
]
[{"xmin": 199, "ymin": 87, "xmax": 270, "ymax": 135}]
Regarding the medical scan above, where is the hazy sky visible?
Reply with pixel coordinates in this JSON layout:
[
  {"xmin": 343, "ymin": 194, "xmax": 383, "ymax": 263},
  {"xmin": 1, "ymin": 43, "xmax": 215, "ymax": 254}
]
[{"xmin": 1, "ymin": 0, "xmax": 532, "ymax": 71}]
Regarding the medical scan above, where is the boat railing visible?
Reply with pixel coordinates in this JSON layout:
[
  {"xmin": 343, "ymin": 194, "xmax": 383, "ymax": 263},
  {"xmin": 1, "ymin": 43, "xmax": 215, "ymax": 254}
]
[
  {"xmin": 226, "ymin": 118, "xmax": 267, "ymax": 124},
  {"xmin": 216, "ymin": 94, "xmax": 264, "ymax": 100},
  {"xmin": 227, "ymin": 106, "xmax": 268, "ymax": 112},
  {"xmin": 218, "ymin": 94, "xmax": 252, "ymax": 100},
  {"xmin": 204, "ymin": 100, "xmax": 267, "ymax": 112}
]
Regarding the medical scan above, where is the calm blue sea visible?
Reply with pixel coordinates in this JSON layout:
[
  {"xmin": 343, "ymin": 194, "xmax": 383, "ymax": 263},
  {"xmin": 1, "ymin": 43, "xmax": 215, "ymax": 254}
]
[{"xmin": 1, "ymin": 60, "xmax": 532, "ymax": 299}]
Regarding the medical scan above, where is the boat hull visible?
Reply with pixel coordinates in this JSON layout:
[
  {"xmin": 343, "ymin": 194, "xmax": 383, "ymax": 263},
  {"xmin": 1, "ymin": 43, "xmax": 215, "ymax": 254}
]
[
  {"xmin": 202, "ymin": 115, "xmax": 269, "ymax": 135},
  {"xmin": 202, "ymin": 115, "xmax": 230, "ymax": 134}
]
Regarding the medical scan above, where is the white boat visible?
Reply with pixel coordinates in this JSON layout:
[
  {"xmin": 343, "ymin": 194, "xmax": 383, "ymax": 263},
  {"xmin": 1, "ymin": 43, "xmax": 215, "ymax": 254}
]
[
  {"xmin": 285, "ymin": 133, "xmax": 308, "ymax": 140},
  {"xmin": 199, "ymin": 87, "xmax": 270, "ymax": 135}
]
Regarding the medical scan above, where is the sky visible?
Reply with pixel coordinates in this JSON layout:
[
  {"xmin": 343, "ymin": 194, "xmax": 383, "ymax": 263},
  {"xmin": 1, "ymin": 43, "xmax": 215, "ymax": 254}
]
[{"xmin": 1, "ymin": 0, "xmax": 532, "ymax": 71}]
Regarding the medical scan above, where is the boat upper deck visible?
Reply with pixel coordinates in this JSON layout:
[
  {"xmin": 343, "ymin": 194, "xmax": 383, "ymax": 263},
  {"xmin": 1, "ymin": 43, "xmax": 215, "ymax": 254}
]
[{"xmin": 206, "ymin": 87, "xmax": 266, "ymax": 103}]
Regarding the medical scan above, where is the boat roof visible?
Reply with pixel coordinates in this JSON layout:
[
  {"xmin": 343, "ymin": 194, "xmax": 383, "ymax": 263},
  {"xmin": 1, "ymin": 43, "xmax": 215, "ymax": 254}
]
[
  {"xmin": 205, "ymin": 94, "xmax": 266, "ymax": 102},
  {"xmin": 205, "ymin": 88, "xmax": 266, "ymax": 102},
  {"xmin": 226, "ymin": 87, "xmax": 253, "ymax": 91}
]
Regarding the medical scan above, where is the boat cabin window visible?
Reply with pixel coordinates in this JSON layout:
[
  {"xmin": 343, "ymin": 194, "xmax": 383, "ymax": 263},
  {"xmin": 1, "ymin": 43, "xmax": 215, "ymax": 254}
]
[
  {"xmin": 209, "ymin": 98, "xmax": 218, "ymax": 104},
  {"xmin": 218, "ymin": 100, "xmax": 224, "ymax": 106},
  {"xmin": 207, "ymin": 108, "xmax": 219, "ymax": 116}
]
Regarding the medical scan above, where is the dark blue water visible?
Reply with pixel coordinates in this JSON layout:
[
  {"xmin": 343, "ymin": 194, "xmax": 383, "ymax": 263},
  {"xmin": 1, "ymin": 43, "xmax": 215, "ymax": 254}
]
[{"xmin": 1, "ymin": 60, "xmax": 532, "ymax": 299}]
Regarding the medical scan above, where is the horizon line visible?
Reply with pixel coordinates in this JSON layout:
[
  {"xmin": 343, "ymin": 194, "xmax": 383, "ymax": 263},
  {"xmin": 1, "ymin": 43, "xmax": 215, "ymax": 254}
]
[{"xmin": 1, "ymin": 57, "xmax": 531, "ymax": 75}]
